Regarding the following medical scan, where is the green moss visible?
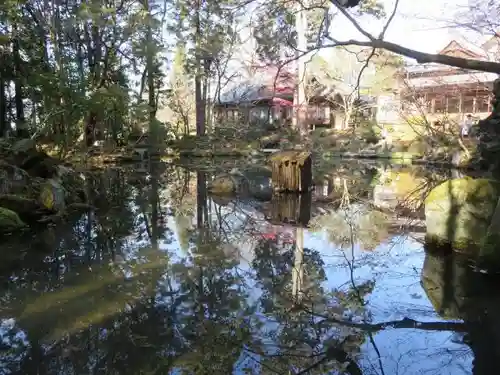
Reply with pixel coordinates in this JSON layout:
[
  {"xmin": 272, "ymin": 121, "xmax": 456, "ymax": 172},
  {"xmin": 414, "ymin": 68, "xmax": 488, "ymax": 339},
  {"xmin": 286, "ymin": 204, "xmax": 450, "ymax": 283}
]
[
  {"xmin": 479, "ymin": 232, "xmax": 500, "ymax": 266},
  {"xmin": 0, "ymin": 207, "xmax": 26, "ymax": 232},
  {"xmin": 424, "ymin": 233, "xmax": 480, "ymax": 253},
  {"xmin": 425, "ymin": 178, "xmax": 500, "ymax": 206},
  {"xmin": 425, "ymin": 178, "xmax": 500, "ymax": 258}
]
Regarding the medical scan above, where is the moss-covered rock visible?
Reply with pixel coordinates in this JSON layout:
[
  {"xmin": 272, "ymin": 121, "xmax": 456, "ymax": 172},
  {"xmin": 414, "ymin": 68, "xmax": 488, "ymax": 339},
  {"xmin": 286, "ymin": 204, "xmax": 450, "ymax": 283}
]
[
  {"xmin": 0, "ymin": 194, "xmax": 39, "ymax": 209},
  {"xmin": 0, "ymin": 207, "xmax": 26, "ymax": 232},
  {"xmin": 0, "ymin": 162, "xmax": 31, "ymax": 196},
  {"xmin": 424, "ymin": 177, "xmax": 500, "ymax": 253},
  {"xmin": 12, "ymin": 138, "xmax": 36, "ymax": 154}
]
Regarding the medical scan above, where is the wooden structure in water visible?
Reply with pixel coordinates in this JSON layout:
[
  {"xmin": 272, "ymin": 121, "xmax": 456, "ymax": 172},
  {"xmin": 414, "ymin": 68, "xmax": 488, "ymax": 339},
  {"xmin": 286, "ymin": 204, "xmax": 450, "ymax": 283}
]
[
  {"xmin": 269, "ymin": 151, "xmax": 312, "ymax": 193},
  {"xmin": 269, "ymin": 192, "xmax": 312, "ymax": 226}
]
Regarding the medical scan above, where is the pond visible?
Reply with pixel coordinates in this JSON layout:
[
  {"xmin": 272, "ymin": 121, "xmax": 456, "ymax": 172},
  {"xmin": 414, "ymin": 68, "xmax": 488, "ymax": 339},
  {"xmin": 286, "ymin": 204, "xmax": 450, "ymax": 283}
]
[{"xmin": 0, "ymin": 159, "xmax": 498, "ymax": 374}]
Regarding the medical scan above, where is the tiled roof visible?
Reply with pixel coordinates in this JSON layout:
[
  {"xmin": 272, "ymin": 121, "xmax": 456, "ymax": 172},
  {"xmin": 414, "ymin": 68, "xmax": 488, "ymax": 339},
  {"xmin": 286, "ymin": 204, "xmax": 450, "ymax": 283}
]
[
  {"xmin": 217, "ymin": 68, "xmax": 295, "ymax": 104},
  {"xmin": 407, "ymin": 72, "xmax": 497, "ymax": 88}
]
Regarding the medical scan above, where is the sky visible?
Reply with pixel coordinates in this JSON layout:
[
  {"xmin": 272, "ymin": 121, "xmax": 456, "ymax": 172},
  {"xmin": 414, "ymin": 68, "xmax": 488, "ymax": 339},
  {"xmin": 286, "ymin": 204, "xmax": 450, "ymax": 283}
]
[
  {"xmin": 318, "ymin": 0, "xmax": 486, "ymax": 61},
  {"xmin": 226, "ymin": 0, "xmax": 487, "ymax": 80},
  {"xmin": 339, "ymin": 0, "xmax": 471, "ymax": 52}
]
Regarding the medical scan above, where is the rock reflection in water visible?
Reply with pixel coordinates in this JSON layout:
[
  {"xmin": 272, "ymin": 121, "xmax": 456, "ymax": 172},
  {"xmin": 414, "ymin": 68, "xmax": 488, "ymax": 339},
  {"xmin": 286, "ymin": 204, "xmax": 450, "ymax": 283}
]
[
  {"xmin": 422, "ymin": 245, "xmax": 500, "ymax": 375},
  {"xmin": 0, "ymin": 161, "xmax": 490, "ymax": 374}
]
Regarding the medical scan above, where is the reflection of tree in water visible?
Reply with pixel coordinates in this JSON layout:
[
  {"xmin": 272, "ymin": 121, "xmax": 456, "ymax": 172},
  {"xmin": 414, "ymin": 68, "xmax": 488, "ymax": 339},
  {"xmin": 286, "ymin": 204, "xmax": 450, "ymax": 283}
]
[
  {"xmin": 311, "ymin": 205, "xmax": 390, "ymax": 251},
  {"xmin": 0, "ymin": 164, "xmax": 179, "ymax": 374},
  {"xmin": 250, "ymin": 237, "xmax": 374, "ymax": 374},
  {"xmin": 2, "ymin": 164, "xmax": 479, "ymax": 375},
  {"xmin": 171, "ymin": 237, "xmax": 254, "ymax": 373},
  {"xmin": 252, "ymin": 238, "xmax": 326, "ymax": 311}
]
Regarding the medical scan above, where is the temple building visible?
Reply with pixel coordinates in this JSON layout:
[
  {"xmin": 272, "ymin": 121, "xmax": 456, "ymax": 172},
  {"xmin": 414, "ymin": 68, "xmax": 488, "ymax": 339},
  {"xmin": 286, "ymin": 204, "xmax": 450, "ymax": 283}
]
[{"xmin": 400, "ymin": 37, "xmax": 500, "ymax": 123}]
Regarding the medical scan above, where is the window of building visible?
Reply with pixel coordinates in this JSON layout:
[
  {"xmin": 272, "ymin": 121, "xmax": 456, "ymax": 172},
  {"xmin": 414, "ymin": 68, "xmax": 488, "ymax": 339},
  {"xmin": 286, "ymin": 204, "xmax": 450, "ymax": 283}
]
[
  {"xmin": 416, "ymin": 95, "xmax": 429, "ymax": 112},
  {"xmin": 307, "ymin": 105, "xmax": 318, "ymax": 119},
  {"xmin": 250, "ymin": 108, "xmax": 259, "ymax": 121},
  {"xmin": 402, "ymin": 94, "xmax": 428, "ymax": 112},
  {"xmin": 434, "ymin": 96, "xmax": 446, "ymax": 113},
  {"xmin": 324, "ymin": 106, "xmax": 330, "ymax": 119},
  {"xmin": 314, "ymin": 105, "xmax": 331, "ymax": 120},
  {"xmin": 476, "ymin": 95, "xmax": 491, "ymax": 113},
  {"xmin": 272, "ymin": 107, "xmax": 281, "ymax": 119},
  {"xmin": 447, "ymin": 96, "xmax": 460, "ymax": 113},
  {"xmin": 462, "ymin": 95, "xmax": 474, "ymax": 113}
]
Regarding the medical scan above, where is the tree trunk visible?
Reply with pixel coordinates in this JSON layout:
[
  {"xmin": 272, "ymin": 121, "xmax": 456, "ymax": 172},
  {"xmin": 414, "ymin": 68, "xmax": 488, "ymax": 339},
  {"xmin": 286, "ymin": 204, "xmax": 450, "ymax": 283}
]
[
  {"xmin": 144, "ymin": 0, "xmax": 158, "ymax": 153},
  {"xmin": 0, "ymin": 75, "xmax": 6, "ymax": 137},
  {"xmin": 194, "ymin": 0, "xmax": 205, "ymax": 136},
  {"xmin": 196, "ymin": 171, "xmax": 207, "ymax": 228},
  {"xmin": 12, "ymin": 23, "xmax": 28, "ymax": 138},
  {"xmin": 203, "ymin": 61, "xmax": 212, "ymax": 133},
  {"xmin": 294, "ymin": 2, "xmax": 308, "ymax": 136},
  {"xmin": 342, "ymin": 96, "xmax": 354, "ymax": 129}
]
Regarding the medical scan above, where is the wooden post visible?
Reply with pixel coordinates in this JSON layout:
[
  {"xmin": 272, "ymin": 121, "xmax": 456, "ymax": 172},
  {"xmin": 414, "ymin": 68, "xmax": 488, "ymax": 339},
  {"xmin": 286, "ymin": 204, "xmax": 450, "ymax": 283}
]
[{"xmin": 269, "ymin": 151, "xmax": 312, "ymax": 193}]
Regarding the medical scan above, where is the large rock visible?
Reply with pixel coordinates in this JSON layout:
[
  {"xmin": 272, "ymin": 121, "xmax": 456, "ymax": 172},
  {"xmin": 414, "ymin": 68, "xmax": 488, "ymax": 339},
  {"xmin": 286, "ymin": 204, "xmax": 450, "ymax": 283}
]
[
  {"xmin": 208, "ymin": 175, "xmax": 240, "ymax": 195},
  {"xmin": 0, "ymin": 207, "xmax": 26, "ymax": 232},
  {"xmin": 208, "ymin": 168, "xmax": 251, "ymax": 196},
  {"xmin": 425, "ymin": 177, "xmax": 500, "ymax": 252},
  {"xmin": 208, "ymin": 167, "xmax": 272, "ymax": 199},
  {"xmin": 12, "ymin": 138, "xmax": 36, "ymax": 153},
  {"xmin": 0, "ymin": 195, "xmax": 41, "ymax": 219},
  {"xmin": 0, "ymin": 162, "xmax": 31, "ymax": 196},
  {"xmin": 19, "ymin": 151, "xmax": 58, "ymax": 178}
]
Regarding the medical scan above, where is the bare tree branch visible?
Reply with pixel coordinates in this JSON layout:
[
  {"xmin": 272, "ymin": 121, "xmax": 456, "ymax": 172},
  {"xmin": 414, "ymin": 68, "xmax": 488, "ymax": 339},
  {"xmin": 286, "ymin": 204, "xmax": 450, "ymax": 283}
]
[{"xmin": 327, "ymin": 0, "xmax": 500, "ymax": 74}]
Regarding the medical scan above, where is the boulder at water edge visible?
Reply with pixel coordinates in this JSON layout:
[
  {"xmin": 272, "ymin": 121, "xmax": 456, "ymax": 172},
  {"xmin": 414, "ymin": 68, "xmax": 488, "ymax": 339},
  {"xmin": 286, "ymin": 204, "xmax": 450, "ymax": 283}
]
[
  {"xmin": 208, "ymin": 169, "xmax": 251, "ymax": 196},
  {"xmin": 208, "ymin": 175, "xmax": 238, "ymax": 195},
  {"xmin": 424, "ymin": 177, "xmax": 500, "ymax": 252}
]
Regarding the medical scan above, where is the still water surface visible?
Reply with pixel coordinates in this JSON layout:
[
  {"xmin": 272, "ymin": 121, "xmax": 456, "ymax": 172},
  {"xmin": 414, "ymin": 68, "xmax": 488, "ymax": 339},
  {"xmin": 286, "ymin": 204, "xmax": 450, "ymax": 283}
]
[{"xmin": 0, "ymin": 160, "xmax": 496, "ymax": 374}]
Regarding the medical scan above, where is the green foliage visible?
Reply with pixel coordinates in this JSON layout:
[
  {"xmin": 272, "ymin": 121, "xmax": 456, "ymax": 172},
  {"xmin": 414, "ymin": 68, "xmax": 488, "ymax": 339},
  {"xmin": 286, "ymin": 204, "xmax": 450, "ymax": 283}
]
[
  {"xmin": 253, "ymin": 0, "xmax": 388, "ymax": 64},
  {"xmin": 0, "ymin": 0, "xmax": 166, "ymax": 149},
  {"xmin": 356, "ymin": 0, "xmax": 386, "ymax": 17}
]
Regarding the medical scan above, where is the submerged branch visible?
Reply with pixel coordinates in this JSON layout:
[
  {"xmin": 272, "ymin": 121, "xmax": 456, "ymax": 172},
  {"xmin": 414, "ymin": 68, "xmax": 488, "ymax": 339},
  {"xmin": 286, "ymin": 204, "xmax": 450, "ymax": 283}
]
[{"xmin": 318, "ymin": 314, "xmax": 467, "ymax": 333}]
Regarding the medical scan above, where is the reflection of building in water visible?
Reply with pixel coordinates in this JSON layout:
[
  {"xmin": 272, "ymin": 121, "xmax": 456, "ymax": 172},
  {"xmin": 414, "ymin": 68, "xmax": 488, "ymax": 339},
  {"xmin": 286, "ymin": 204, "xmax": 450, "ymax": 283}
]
[{"xmin": 312, "ymin": 166, "xmax": 377, "ymax": 204}]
